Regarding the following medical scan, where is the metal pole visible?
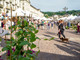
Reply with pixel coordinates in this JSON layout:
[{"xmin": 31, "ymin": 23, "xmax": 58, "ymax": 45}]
[
  {"xmin": 10, "ymin": 7, "xmax": 12, "ymax": 60},
  {"xmin": 11, "ymin": 7, "xmax": 12, "ymax": 39}
]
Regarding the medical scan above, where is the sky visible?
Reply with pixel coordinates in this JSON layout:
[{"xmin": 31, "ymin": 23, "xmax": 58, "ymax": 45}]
[{"xmin": 30, "ymin": 0, "xmax": 80, "ymax": 12}]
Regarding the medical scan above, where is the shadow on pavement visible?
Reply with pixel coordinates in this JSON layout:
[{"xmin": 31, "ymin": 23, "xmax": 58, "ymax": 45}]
[
  {"xmin": 43, "ymin": 34, "xmax": 53, "ymax": 38},
  {"xmin": 36, "ymin": 37, "xmax": 80, "ymax": 60},
  {"xmin": 0, "ymin": 38, "xmax": 7, "ymax": 60},
  {"xmin": 36, "ymin": 51, "xmax": 80, "ymax": 60},
  {"xmin": 45, "ymin": 32, "xmax": 57, "ymax": 36},
  {"xmin": 55, "ymin": 44, "xmax": 80, "ymax": 59},
  {"xmin": 65, "ymin": 30, "xmax": 80, "ymax": 35},
  {"xmin": 53, "ymin": 38, "xmax": 80, "ymax": 60}
]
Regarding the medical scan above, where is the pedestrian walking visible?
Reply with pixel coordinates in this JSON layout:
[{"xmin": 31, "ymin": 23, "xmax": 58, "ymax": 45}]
[{"xmin": 58, "ymin": 20, "xmax": 65, "ymax": 38}]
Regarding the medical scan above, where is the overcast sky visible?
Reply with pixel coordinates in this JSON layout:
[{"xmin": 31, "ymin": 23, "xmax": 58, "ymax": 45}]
[{"xmin": 30, "ymin": 0, "xmax": 80, "ymax": 12}]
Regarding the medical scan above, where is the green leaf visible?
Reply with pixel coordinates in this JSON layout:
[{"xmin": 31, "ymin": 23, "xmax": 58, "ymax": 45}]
[
  {"xmin": 30, "ymin": 58, "xmax": 34, "ymax": 60},
  {"xmin": 35, "ymin": 30, "xmax": 38, "ymax": 34},
  {"xmin": 0, "ymin": 38, "xmax": 1, "ymax": 41},
  {"xmin": 30, "ymin": 33, "xmax": 36, "ymax": 42},
  {"xmin": 9, "ymin": 26, "xmax": 11, "ymax": 29},
  {"xmin": 50, "ymin": 37, "xmax": 55, "ymax": 40},
  {"xmin": 20, "ymin": 30, "xmax": 23, "ymax": 34},
  {"xmin": 30, "ymin": 43, "xmax": 36, "ymax": 49},
  {"xmin": 27, "ymin": 50, "xmax": 32, "ymax": 54},
  {"xmin": 44, "ymin": 38, "xmax": 48, "ymax": 40},
  {"xmin": 12, "ymin": 26, "xmax": 14, "ymax": 28},
  {"xmin": 20, "ymin": 41, "xmax": 29, "ymax": 46},
  {"xmin": 18, "ymin": 55, "xmax": 30, "ymax": 60},
  {"xmin": 31, "ymin": 33, "xmax": 35, "ymax": 37},
  {"xmin": 2, "ymin": 47, "xmax": 8, "ymax": 51},
  {"xmin": 30, "ymin": 38, "xmax": 36, "ymax": 42},
  {"xmin": 18, "ymin": 29, "xmax": 23, "ymax": 34},
  {"xmin": 17, "ymin": 20, "xmax": 21, "ymax": 24},
  {"xmin": 29, "ymin": 54, "xmax": 35, "ymax": 58},
  {"xmin": 36, "ymin": 50, "xmax": 40, "ymax": 56},
  {"xmin": 11, "ymin": 37, "xmax": 14, "ymax": 40},
  {"xmin": 15, "ymin": 32, "xmax": 21, "ymax": 36},
  {"xmin": 6, "ymin": 41, "xmax": 11, "ymax": 44},
  {"xmin": 14, "ymin": 25, "xmax": 17, "ymax": 30}
]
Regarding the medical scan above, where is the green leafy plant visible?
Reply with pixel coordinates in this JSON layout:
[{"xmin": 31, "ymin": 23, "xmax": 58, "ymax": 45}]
[
  {"xmin": 72, "ymin": 25, "xmax": 77, "ymax": 30},
  {"xmin": 2, "ymin": 19, "xmax": 40, "ymax": 60},
  {"xmin": 44, "ymin": 38, "xmax": 48, "ymax": 40},
  {"xmin": 44, "ymin": 37, "xmax": 55, "ymax": 41},
  {"xmin": 65, "ymin": 26, "xmax": 69, "ymax": 29},
  {"xmin": 0, "ymin": 38, "xmax": 1, "ymax": 41},
  {"xmin": 49, "ymin": 37, "xmax": 55, "ymax": 40}
]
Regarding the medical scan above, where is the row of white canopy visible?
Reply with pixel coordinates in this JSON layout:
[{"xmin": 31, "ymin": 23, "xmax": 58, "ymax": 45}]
[
  {"xmin": 58, "ymin": 15, "xmax": 80, "ymax": 21},
  {"xmin": 0, "ymin": 8, "xmax": 53, "ymax": 21},
  {"xmin": 7, "ymin": 8, "xmax": 53, "ymax": 20},
  {"xmin": 34, "ymin": 17, "xmax": 53, "ymax": 21},
  {"xmin": 8, "ymin": 8, "xmax": 30, "ymax": 17}
]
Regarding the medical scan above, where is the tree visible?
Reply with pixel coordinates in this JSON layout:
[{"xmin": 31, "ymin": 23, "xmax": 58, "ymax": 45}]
[{"xmin": 44, "ymin": 14, "xmax": 49, "ymax": 18}]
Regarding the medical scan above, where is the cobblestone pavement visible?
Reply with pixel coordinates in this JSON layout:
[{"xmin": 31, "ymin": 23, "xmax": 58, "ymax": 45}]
[
  {"xmin": 0, "ymin": 26, "xmax": 80, "ymax": 60},
  {"xmin": 34, "ymin": 26, "xmax": 80, "ymax": 60}
]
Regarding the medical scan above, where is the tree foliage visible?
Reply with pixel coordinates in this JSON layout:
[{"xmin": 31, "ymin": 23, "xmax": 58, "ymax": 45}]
[{"xmin": 43, "ymin": 10, "xmax": 80, "ymax": 16}]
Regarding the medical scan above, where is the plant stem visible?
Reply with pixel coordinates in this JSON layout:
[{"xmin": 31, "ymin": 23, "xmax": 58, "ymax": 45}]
[{"xmin": 10, "ymin": 7, "xmax": 12, "ymax": 60}]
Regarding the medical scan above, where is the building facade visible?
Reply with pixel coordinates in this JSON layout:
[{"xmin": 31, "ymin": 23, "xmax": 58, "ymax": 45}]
[{"xmin": 0, "ymin": 0, "xmax": 44, "ymax": 18}]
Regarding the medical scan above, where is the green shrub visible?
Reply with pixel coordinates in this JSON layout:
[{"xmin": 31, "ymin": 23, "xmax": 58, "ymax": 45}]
[{"xmin": 2, "ymin": 19, "xmax": 40, "ymax": 60}]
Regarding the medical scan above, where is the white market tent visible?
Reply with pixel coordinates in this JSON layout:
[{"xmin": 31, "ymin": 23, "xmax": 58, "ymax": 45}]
[
  {"xmin": 46, "ymin": 18, "xmax": 53, "ymax": 21},
  {"xmin": 15, "ymin": 8, "xmax": 25, "ymax": 16},
  {"xmin": 58, "ymin": 17, "xmax": 67, "ymax": 21},
  {"xmin": 73, "ymin": 16, "xmax": 80, "ymax": 22},
  {"xmin": 25, "ymin": 11, "xmax": 30, "ymax": 16},
  {"xmin": 34, "ymin": 17, "xmax": 51, "ymax": 21},
  {"xmin": 7, "ymin": 11, "xmax": 16, "ymax": 17},
  {"xmin": 8, "ymin": 8, "xmax": 26, "ymax": 17},
  {"xmin": 67, "ymin": 15, "xmax": 77, "ymax": 20},
  {"xmin": 32, "ymin": 14, "xmax": 36, "ymax": 18},
  {"xmin": 75, "ymin": 16, "xmax": 80, "ymax": 20},
  {"xmin": 41, "ymin": 17, "xmax": 47, "ymax": 20},
  {"xmin": 58, "ymin": 15, "xmax": 78, "ymax": 21},
  {"xmin": 34, "ymin": 17, "xmax": 41, "ymax": 20}
]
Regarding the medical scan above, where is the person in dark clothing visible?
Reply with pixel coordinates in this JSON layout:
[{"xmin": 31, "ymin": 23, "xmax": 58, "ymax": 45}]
[
  {"xmin": 1, "ymin": 19, "xmax": 4, "ymax": 28},
  {"xmin": 38, "ymin": 20, "xmax": 40, "ymax": 29},
  {"xmin": 77, "ymin": 22, "xmax": 80, "ymax": 33},
  {"xmin": 58, "ymin": 20, "xmax": 65, "ymax": 38}
]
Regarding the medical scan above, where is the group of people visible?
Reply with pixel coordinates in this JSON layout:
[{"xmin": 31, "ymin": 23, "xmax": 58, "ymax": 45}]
[
  {"xmin": 33, "ymin": 20, "xmax": 55, "ymax": 30},
  {"xmin": 0, "ymin": 13, "xmax": 17, "ymax": 30},
  {"xmin": 0, "ymin": 12, "xmax": 80, "ymax": 38}
]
